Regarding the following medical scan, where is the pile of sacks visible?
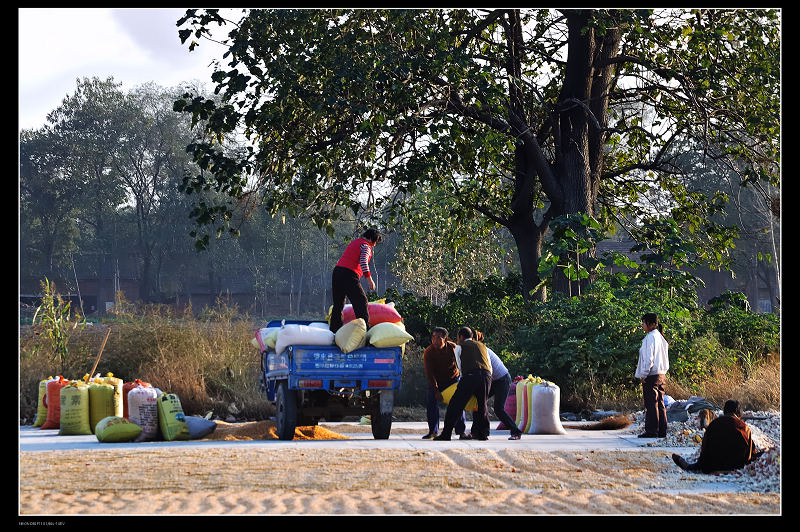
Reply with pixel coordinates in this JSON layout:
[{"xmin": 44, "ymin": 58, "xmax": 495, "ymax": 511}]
[
  {"xmin": 251, "ymin": 300, "xmax": 413, "ymax": 355},
  {"xmin": 437, "ymin": 373, "xmax": 566, "ymax": 435},
  {"xmin": 500, "ymin": 375, "xmax": 567, "ymax": 435},
  {"xmin": 32, "ymin": 373, "xmax": 217, "ymax": 443}
]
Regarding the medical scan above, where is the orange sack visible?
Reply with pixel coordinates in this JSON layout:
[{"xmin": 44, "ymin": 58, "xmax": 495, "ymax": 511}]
[{"xmin": 40, "ymin": 376, "xmax": 69, "ymax": 429}]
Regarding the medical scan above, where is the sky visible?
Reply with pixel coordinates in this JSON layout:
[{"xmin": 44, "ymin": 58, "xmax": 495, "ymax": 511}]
[{"xmin": 18, "ymin": 8, "xmax": 236, "ymax": 131}]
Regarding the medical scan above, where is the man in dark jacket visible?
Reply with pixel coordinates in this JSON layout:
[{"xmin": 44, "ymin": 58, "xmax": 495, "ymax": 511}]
[
  {"xmin": 672, "ymin": 400, "xmax": 764, "ymax": 473},
  {"xmin": 421, "ymin": 327, "xmax": 465, "ymax": 439},
  {"xmin": 434, "ymin": 327, "xmax": 492, "ymax": 441}
]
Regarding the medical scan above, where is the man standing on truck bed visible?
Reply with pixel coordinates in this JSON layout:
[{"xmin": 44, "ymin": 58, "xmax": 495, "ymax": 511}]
[{"xmin": 329, "ymin": 228, "xmax": 382, "ymax": 333}]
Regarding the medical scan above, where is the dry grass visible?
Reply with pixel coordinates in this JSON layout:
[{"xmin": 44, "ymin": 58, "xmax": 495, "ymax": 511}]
[
  {"xmin": 701, "ymin": 354, "xmax": 781, "ymax": 411},
  {"xmin": 663, "ymin": 354, "xmax": 780, "ymax": 411}
]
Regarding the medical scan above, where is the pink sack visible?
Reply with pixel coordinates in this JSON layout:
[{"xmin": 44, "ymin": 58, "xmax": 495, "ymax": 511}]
[
  {"xmin": 341, "ymin": 302, "xmax": 402, "ymax": 326},
  {"xmin": 496, "ymin": 381, "xmax": 517, "ymax": 430}
]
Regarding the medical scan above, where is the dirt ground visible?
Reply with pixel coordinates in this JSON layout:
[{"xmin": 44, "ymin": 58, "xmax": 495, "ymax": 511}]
[{"xmin": 19, "ymin": 424, "xmax": 780, "ymax": 516}]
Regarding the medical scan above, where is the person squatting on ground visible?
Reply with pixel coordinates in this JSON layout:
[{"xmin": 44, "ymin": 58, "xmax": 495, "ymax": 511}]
[
  {"xmin": 434, "ymin": 327, "xmax": 492, "ymax": 441},
  {"xmin": 474, "ymin": 330, "xmax": 523, "ymax": 441},
  {"xmin": 421, "ymin": 327, "xmax": 466, "ymax": 439},
  {"xmin": 672, "ymin": 400, "xmax": 764, "ymax": 473},
  {"xmin": 635, "ymin": 313, "xmax": 670, "ymax": 438},
  {"xmin": 329, "ymin": 229, "xmax": 382, "ymax": 333}
]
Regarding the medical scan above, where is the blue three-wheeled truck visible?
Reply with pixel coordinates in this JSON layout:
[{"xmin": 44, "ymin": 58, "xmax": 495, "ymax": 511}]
[{"xmin": 260, "ymin": 320, "xmax": 403, "ymax": 440}]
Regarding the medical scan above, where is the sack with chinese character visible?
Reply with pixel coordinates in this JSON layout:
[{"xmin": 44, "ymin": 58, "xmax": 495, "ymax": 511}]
[
  {"xmin": 59, "ymin": 382, "xmax": 92, "ymax": 435},
  {"xmin": 156, "ymin": 393, "xmax": 190, "ymax": 441}
]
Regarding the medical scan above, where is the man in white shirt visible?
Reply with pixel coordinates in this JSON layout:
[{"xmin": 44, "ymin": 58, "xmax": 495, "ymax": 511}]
[{"xmin": 635, "ymin": 313, "xmax": 670, "ymax": 438}]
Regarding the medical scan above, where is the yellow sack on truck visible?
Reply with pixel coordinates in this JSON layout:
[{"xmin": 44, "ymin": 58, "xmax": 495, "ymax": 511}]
[
  {"xmin": 95, "ymin": 416, "xmax": 143, "ymax": 443},
  {"xmin": 89, "ymin": 383, "xmax": 117, "ymax": 434},
  {"xmin": 366, "ymin": 321, "xmax": 413, "ymax": 348},
  {"xmin": 157, "ymin": 393, "xmax": 190, "ymax": 441},
  {"xmin": 441, "ymin": 382, "xmax": 478, "ymax": 412},
  {"xmin": 335, "ymin": 318, "xmax": 367, "ymax": 353},
  {"xmin": 33, "ymin": 377, "xmax": 54, "ymax": 427},
  {"xmin": 59, "ymin": 383, "xmax": 92, "ymax": 435}
]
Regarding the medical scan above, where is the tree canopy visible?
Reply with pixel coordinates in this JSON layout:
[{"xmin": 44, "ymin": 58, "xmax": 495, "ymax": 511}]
[{"xmin": 175, "ymin": 8, "xmax": 780, "ymax": 300}]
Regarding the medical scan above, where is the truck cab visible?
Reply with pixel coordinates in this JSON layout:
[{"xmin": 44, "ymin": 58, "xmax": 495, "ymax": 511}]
[{"xmin": 261, "ymin": 320, "xmax": 403, "ymax": 440}]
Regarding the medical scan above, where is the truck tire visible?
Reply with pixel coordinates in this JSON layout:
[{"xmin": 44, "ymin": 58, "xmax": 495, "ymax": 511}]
[
  {"xmin": 371, "ymin": 410, "xmax": 392, "ymax": 439},
  {"xmin": 371, "ymin": 390, "xmax": 394, "ymax": 439},
  {"xmin": 275, "ymin": 381, "xmax": 297, "ymax": 440}
]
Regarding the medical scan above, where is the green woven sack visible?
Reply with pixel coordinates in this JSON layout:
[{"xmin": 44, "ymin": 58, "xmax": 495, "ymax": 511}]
[
  {"xmin": 95, "ymin": 416, "xmax": 143, "ymax": 443},
  {"xmin": 89, "ymin": 383, "xmax": 116, "ymax": 434},
  {"xmin": 59, "ymin": 384, "xmax": 92, "ymax": 435},
  {"xmin": 157, "ymin": 393, "xmax": 190, "ymax": 441},
  {"xmin": 33, "ymin": 378, "xmax": 52, "ymax": 428}
]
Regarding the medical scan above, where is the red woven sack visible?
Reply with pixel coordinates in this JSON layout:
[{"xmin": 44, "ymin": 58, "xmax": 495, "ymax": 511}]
[{"xmin": 40, "ymin": 376, "xmax": 69, "ymax": 429}]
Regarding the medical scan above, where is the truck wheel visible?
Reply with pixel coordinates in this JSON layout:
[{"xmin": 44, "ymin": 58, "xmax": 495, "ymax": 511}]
[
  {"xmin": 275, "ymin": 381, "xmax": 297, "ymax": 440},
  {"xmin": 371, "ymin": 410, "xmax": 392, "ymax": 439}
]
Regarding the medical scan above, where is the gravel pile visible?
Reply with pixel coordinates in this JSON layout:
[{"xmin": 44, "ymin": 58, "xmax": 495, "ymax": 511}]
[{"xmin": 622, "ymin": 409, "xmax": 781, "ymax": 493}]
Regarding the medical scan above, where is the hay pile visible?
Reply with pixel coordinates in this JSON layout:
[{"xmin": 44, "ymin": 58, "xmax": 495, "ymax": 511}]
[{"xmin": 201, "ymin": 420, "xmax": 349, "ymax": 441}]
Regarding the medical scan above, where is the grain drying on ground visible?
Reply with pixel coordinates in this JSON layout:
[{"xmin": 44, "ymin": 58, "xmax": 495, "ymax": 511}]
[
  {"xmin": 20, "ymin": 446, "xmax": 779, "ymax": 515},
  {"xmin": 19, "ymin": 412, "xmax": 781, "ymax": 515}
]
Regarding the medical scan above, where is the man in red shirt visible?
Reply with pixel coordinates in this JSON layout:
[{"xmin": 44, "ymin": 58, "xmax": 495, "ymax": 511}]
[
  {"xmin": 421, "ymin": 327, "xmax": 466, "ymax": 439},
  {"xmin": 329, "ymin": 228, "xmax": 382, "ymax": 333}
]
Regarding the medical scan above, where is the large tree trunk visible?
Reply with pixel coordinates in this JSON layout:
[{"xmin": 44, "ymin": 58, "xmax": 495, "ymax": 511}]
[
  {"xmin": 507, "ymin": 143, "xmax": 550, "ymax": 302},
  {"xmin": 547, "ymin": 11, "xmax": 618, "ymax": 297},
  {"xmin": 508, "ymin": 219, "xmax": 547, "ymax": 302}
]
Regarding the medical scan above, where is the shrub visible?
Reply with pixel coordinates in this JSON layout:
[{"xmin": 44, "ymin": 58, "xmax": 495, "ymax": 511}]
[
  {"xmin": 701, "ymin": 292, "xmax": 780, "ymax": 378},
  {"xmin": 388, "ymin": 272, "xmax": 532, "ymax": 344}
]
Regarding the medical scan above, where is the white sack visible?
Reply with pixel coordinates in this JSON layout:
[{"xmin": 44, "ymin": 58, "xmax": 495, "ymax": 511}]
[
  {"xmin": 274, "ymin": 324, "xmax": 335, "ymax": 355},
  {"xmin": 531, "ymin": 382, "xmax": 567, "ymax": 435},
  {"xmin": 128, "ymin": 385, "xmax": 161, "ymax": 441}
]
